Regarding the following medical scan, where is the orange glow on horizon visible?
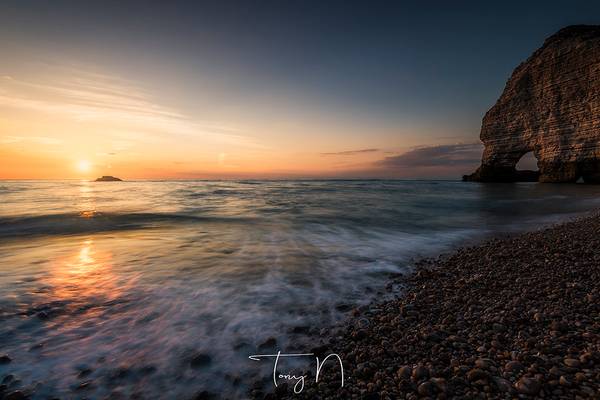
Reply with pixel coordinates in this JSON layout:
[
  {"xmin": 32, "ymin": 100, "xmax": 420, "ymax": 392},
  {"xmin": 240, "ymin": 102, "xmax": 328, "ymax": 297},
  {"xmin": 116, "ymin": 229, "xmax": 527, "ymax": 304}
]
[{"xmin": 0, "ymin": 66, "xmax": 457, "ymax": 180}]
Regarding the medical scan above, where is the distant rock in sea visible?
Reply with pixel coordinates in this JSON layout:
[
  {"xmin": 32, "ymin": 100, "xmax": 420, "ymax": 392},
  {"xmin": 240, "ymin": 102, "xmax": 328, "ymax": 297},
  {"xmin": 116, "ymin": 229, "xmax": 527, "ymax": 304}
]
[
  {"xmin": 94, "ymin": 175, "xmax": 123, "ymax": 182},
  {"xmin": 464, "ymin": 25, "xmax": 600, "ymax": 183}
]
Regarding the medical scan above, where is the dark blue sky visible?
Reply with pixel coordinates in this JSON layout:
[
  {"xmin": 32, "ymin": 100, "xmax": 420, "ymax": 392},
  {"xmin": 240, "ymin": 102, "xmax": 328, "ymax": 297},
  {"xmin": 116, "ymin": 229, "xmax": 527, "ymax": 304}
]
[
  {"xmin": 1, "ymin": 1, "xmax": 599, "ymax": 178},
  {"xmin": 3, "ymin": 1, "xmax": 597, "ymax": 114}
]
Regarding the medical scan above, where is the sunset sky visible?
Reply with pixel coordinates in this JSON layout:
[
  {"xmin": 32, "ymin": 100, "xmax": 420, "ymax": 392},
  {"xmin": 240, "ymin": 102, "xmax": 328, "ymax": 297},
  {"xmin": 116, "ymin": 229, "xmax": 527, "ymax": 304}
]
[{"xmin": 1, "ymin": 1, "xmax": 599, "ymax": 179}]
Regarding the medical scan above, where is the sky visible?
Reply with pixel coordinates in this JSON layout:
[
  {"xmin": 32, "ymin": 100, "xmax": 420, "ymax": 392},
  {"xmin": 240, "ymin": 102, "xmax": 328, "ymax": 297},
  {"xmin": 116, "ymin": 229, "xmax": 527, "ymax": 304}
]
[{"xmin": 1, "ymin": 0, "xmax": 599, "ymax": 179}]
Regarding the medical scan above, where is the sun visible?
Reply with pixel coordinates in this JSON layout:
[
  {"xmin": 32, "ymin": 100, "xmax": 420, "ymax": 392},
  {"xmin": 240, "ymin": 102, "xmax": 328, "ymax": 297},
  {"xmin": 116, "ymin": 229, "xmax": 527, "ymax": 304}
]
[{"xmin": 77, "ymin": 160, "xmax": 92, "ymax": 173}]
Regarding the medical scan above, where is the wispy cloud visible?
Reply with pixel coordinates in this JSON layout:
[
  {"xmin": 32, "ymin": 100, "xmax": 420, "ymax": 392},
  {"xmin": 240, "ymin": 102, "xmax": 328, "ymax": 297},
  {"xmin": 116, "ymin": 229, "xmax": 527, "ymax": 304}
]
[
  {"xmin": 0, "ymin": 135, "xmax": 63, "ymax": 145},
  {"xmin": 376, "ymin": 143, "xmax": 482, "ymax": 168},
  {"xmin": 0, "ymin": 70, "xmax": 260, "ymax": 148},
  {"xmin": 321, "ymin": 148, "xmax": 379, "ymax": 156}
]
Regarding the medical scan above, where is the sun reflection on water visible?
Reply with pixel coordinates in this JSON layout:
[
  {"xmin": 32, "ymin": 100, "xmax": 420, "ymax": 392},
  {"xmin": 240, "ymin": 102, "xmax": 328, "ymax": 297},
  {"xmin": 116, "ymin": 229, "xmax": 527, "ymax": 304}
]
[
  {"xmin": 78, "ymin": 210, "xmax": 98, "ymax": 218},
  {"xmin": 72, "ymin": 240, "xmax": 95, "ymax": 273},
  {"xmin": 77, "ymin": 180, "xmax": 97, "ymax": 216},
  {"xmin": 47, "ymin": 239, "xmax": 122, "ymax": 302}
]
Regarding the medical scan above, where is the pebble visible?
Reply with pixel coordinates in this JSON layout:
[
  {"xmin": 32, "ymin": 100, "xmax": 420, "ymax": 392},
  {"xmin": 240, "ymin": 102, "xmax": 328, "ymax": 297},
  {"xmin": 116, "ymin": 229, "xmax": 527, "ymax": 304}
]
[
  {"xmin": 515, "ymin": 377, "xmax": 541, "ymax": 395},
  {"xmin": 504, "ymin": 360, "xmax": 525, "ymax": 373},
  {"xmin": 291, "ymin": 325, "xmax": 310, "ymax": 334},
  {"xmin": 564, "ymin": 358, "xmax": 581, "ymax": 368},
  {"xmin": 190, "ymin": 353, "xmax": 212, "ymax": 368},
  {"xmin": 258, "ymin": 337, "xmax": 277, "ymax": 349},
  {"xmin": 77, "ymin": 368, "xmax": 93, "ymax": 378},
  {"xmin": 559, "ymin": 375, "xmax": 571, "ymax": 386},
  {"xmin": 396, "ymin": 366, "xmax": 412, "ymax": 380},
  {"xmin": 411, "ymin": 365, "xmax": 429, "ymax": 381},
  {"xmin": 430, "ymin": 377, "xmax": 446, "ymax": 392},
  {"xmin": 3, "ymin": 391, "xmax": 26, "ymax": 400},
  {"xmin": 466, "ymin": 368, "xmax": 488, "ymax": 382},
  {"xmin": 417, "ymin": 381, "xmax": 436, "ymax": 396},
  {"xmin": 194, "ymin": 390, "xmax": 216, "ymax": 399},
  {"xmin": 492, "ymin": 376, "xmax": 512, "ymax": 393},
  {"xmin": 475, "ymin": 358, "xmax": 494, "ymax": 369}
]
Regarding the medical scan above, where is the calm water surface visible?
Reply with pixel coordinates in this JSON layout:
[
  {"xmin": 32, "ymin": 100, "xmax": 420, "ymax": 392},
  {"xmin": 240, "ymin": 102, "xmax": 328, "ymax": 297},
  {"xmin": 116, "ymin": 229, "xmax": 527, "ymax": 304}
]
[{"xmin": 1, "ymin": 180, "xmax": 600, "ymax": 398}]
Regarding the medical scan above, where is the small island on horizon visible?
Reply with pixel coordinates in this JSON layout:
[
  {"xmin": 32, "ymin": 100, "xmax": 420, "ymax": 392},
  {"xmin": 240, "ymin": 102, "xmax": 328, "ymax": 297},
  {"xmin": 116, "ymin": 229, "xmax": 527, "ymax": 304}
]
[{"xmin": 94, "ymin": 175, "xmax": 123, "ymax": 182}]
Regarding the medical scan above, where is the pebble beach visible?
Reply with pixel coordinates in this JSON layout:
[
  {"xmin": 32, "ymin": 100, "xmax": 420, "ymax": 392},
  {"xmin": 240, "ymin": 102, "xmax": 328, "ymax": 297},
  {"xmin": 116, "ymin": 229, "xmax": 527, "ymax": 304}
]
[{"xmin": 278, "ymin": 213, "xmax": 600, "ymax": 399}]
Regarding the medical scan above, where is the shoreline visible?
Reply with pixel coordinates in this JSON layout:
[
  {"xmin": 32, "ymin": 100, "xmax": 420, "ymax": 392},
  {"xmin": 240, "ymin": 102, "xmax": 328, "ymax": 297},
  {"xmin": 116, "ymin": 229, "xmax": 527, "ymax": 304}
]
[{"xmin": 274, "ymin": 212, "xmax": 600, "ymax": 399}]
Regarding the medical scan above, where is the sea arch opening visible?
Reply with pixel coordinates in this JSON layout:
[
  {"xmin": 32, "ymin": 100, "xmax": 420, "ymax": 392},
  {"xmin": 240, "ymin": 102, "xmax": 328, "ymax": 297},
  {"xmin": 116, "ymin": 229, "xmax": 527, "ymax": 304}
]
[{"xmin": 514, "ymin": 151, "xmax": 540, "ymax": 182}]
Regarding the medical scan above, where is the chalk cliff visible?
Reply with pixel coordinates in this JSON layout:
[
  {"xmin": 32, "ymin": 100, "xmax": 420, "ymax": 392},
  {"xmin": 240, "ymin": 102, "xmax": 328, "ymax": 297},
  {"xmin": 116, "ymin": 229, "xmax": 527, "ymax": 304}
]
[{"xmin": 464, "ymin": 25, "xmax": 600, "ymax": 183}]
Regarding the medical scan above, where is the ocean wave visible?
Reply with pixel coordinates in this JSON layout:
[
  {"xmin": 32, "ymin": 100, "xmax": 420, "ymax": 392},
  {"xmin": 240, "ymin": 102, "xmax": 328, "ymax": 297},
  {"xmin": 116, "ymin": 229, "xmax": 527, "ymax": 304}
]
[
  {"xmin": 0, "ymin": 185, "xmax": 28, "ymax": 193},
  {"xmin": 234, "ymin": 180, "xmax": 263, "ymax": 185},
  {"xmin": 211, "ymin": 189, "xmax": 242, "ymax": 195},
  {"xmin": 169, "ymin": 187, "xmax": 246, "ymax": 198},
  {"xmin": 0, "ymin": 211, "xmax": 251, "ymax": 238}
]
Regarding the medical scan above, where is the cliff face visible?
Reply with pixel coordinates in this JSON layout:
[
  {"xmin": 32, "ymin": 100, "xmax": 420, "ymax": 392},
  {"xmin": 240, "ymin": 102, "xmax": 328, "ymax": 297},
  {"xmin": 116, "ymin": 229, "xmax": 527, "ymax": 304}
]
[{"xmin": 465, "ymin": 25, "xmax": 600, "ymax": 183}]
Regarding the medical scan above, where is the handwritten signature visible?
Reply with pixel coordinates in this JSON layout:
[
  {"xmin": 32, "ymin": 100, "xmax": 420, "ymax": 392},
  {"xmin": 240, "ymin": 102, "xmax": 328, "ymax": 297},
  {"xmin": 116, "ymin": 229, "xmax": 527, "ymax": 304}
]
[{"xmin": 249, "ymin": 351, "xmax": 344, "ymax": 394}]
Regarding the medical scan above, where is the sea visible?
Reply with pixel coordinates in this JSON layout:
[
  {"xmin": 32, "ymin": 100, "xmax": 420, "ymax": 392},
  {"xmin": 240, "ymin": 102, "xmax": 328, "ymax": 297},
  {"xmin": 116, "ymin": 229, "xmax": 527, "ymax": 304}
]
[{"xmin": 1, "ymin": 180, "xmax": 600, "ymax": 399}]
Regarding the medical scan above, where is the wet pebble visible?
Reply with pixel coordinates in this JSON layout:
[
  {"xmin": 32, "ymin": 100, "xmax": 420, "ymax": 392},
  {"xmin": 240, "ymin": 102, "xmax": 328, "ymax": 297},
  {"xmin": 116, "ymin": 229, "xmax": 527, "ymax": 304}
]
[
  {"xmin": 515, "ymin": 377, "xmax": 541, "ymax": 395},
  {"xmin": 504, "ymin": 360, "xmax": 524, "ymax": 373},
  {"xmin": 417, "ymin": 381, "xmax": 436, "ymax": 396},
  {"xmin": 77, "ymin": 368, "xmax": 93, "ymax": 378},
  {"xmin": 258, "ymin": 337, "xmax": 277, "ymax": 350},
  {"xmin": 411, "ymin": 365, "xmax": 429, "ymax": 381},
  {"xmin": 190, "ymin": 353, "xmax": 212, "ymax": 368},
  {"xmin": 3, "ymin": 390, "xmax": 27, "ymax": 400}
]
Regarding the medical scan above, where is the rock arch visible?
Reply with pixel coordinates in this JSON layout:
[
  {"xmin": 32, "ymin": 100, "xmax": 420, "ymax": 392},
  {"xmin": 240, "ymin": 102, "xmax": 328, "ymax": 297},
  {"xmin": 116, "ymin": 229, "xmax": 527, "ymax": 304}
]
[{"xmin": 464, "ymin": 25, "xmax": 600, "ymax": 183}]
